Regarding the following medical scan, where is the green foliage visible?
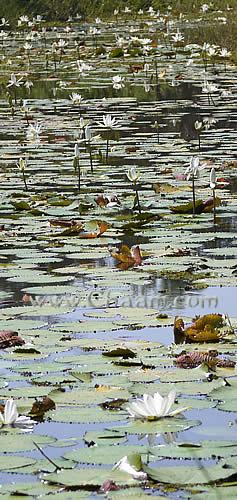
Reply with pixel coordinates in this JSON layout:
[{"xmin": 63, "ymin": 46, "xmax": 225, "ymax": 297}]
[{"xmin": 1, "ymin": 0, "xmax": 237, "ymax": 24}]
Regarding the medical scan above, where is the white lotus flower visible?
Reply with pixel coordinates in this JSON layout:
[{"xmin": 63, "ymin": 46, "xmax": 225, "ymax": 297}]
[
  {"xmin": 127, "ymin": 390, "xmax": 188, "ymax": 420},
  {"xmin": 207, "ymin": 46, "xmax": 216, "ymax": 57},
  {"xmin": 77, "ymin": 61, "xmax": 92, "ymax": 75},
  {"xmin": 70, "ymin": 93, "xmax": 83, "ymax": 105},
  {"xmin": 201, "ymin": 4, "xmax": 209, "ymax": 13},
  {"xmin": 203, "ymin": 116, "xmax": 217, "ymax": 129},
  {"xmin": 171, "ymin": 30, "xmax": 184, "ymax": 43},
  {"xmin": 99, "ymin": 114, "xmax": 120, "ymax": 129},
  {"xmin": 220, "ymin": 48, "xmax": 231, "ymax": 58},
  {"xmin": 113, "ymin": 455, "xmax": 147, "ymax": 480},
  {"xmin": 210, "ymin": 167, "xmax": 216, "ymax": 189},
  {"xmin": 84, "ymin": 125, "xmax": 92, "ymax": 141},
  {"xmin": 1, "ymin": 18, "xmax": 9, "ymax": 27},
  {"xmin": 7, "ymin": 73, "xmax": 23, "ymax": 88},
  {"xmin": 185, "ymin": 156, "xmax": 206, "ymax": 180},
  {"xmin": 26, "ymin": 122, "xmax": 42, "ymax": 142},
  {"xmin": 202, "ymin": 81, "xmax": 218, "ymax": 94},
  {"xmin": 24, "ymin": 42, "xmax": 32, "ymax": 51},
  {"xmin": 0, "ymin": 399, "xmax": 36, "ymax": 428},
  {"xmin": 25, "ymin": 80, "xmax": 33, "ymax": 92},
  {"xmin": 127, "ymin": 166, "xmax": 141, "ymax": 183},
  {"xmin": 194, "ymin": 120, "xmax": 203, "ymax": 131},
  {"xmin": 16, "ymin": 157, "xmax": 27, "ymax": 172},
  {"xmin": 112, "ymin": 75, "xmax": 125, "ymax": 90},
  {"xmin": 74, "ymin": 143, "xmax": 80, "ymax": 158}
]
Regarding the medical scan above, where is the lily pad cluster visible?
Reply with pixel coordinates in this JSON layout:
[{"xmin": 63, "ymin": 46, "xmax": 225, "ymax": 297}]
[{"xmin": 0, "ymin": 2, "xmax": 237, "ymax": 498}]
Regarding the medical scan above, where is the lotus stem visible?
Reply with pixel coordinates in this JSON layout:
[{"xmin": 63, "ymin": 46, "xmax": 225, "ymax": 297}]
[
  {"xmin": 88, "ymin": 141, "xmax": 93, "ymax": 173},
  {"xmin": 22, "ymin": 170, "xmax": 28, "ymax": 191},
  {"xmin": 77, "ymin": 162, "xmax": 81, "ymax": 193},
  {"xmin": 213, "ymin": 188, "xmax": 216, "ymax": 224},
  {"xmin": 33, "ymin": 441, "xmax": 61, "ymax": 472},
  {"xmin": 135, "ymin": 183, "xmax": 141, "ymax": 214},
  {"xmin": 192, "ymin": 176, "xmax": 196, "ymax": 216},
  {"xmin": 106, "ymin": 133, "xmax": 109, "ymax": 163}
]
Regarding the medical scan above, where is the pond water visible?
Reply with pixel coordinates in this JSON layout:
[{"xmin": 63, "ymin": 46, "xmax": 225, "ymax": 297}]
[{"xmin": 0, "ymin": 7, "xmax": 237, "ymax": 498}]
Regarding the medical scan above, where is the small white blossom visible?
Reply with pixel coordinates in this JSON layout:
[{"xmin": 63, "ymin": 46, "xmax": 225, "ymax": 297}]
[
  {"xmin": 112, "ymin": 75, "xmax": 125, "ymax": 89},
  {"xmin": 0, "ymin": 399, "xmax": 36, "ymax": 429},
  {"xmin": 127, "ymin": 166, "xmax": 141, "ymax": 183}
]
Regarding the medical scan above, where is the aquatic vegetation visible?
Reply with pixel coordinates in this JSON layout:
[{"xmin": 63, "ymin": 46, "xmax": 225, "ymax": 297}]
[
  {"xmin": 174, "ymin": 314, "xmax": 234, "ymax": 343},
  {"xmin": 127, "ymin": 390, "xmax": 189, "ymax": 420},
  {"xmin": 109, "ymin": 244, "xmax": 142, "ymax": 269},
  {"xmin": 0, "ymin": 399, "xmax": 36, "ymax": 428},
  {"xmin": 0, "ymin": 330, "xmax": 25, "ymax": 348},
  {"xmin": 174, "ymin": 350, "xmax": 235, "ymax": 369},
  {"xmin": 0, "ymin": 3, "xmax": 237, "ymax": 496}
]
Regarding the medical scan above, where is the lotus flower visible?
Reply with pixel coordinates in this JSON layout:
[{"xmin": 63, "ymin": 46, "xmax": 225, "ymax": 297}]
[
  {"xmin": 127, "ymin": 390, "xmax": 188, "ymax": 420},
  {"xmin": 26, "ymin": 122, "xmax": 42, "ymax": 142},
  {"xmin": 127, "ymin": 166, "xmax": 141, "ymax": 183},
  {"xmin": 112, "ymin": 75, "xmax": 125, "ymax": 89},
  {"xmin": 185, "ymin": 156, "xmax": 205, "ymax": 180},
  {"xmin": 210, "ymin": 167, "xmax": 216, "ymax": 189},
  {"xmin": 99, "ymin": 114, "xmax": 120, "ymax": 129},
  {"xmin": 0, "ymin": 399, "xmax": 36, "ymax": 428},
  {"xmin": 7, "ymin": 73, "xmax": 23, "ymax": 88},
  {"xmin": 113, "ymin": 455, "xmax": 147, "ymax": 480}
]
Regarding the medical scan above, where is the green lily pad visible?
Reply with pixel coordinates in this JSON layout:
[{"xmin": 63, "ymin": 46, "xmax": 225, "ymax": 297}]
[
  {"xmin": 65, "ymin": 444, "xmax": 150, "ymax": 465},
  {"xmin": 42, "ymin": 468, "xmax": 140, "ymax": 487},
  {"xmin": 144, "ymin": 461, "xmax": 237, "ymax": 485},
  {"xmin": 0, "ymin": 456, "xmax": 36, "ymax": 471},
  {"xmin": 0, "ymin": 433, "xmax": 55, "ymax": 452},
  {"xmin": 109, "ymin": 418, "xmax": 200, "ymax": 434},
  {"xmin": 49, "ymin": 406, "xmax": 127, "ymax": 423}
]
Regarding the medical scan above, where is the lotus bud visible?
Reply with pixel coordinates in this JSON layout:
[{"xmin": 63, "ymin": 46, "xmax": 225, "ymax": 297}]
[
  {"xmin": 210, "ymin": 167, "xmax": 216, "ymax": 189},
  {"xmin": 74, "ymin": 143, "xmax": 79, "ymax": 158},
  {"xmin": 127, "ymin": 166, "xmax": 141, "ymax": 183}
]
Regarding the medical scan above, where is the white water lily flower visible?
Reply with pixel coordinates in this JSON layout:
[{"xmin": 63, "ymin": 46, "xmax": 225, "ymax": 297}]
[
  {"xmin": 1, "ymin": 18, "xmax": 9, "ymax": 27},
  {"xmin": 23, "ymin": 42, "xmax": 32, "ymax": 51},
  {"xmin": 70, "ymin": 93, "xmax": 83, "ymax": 105},
  {"xmin": 172, "ymin": 30, "xmax": 184, "ymax": 43},
  {"xmin": 7, "ymin": 73, "xmax": 23, "ymax": 88},
  {"xmin": 74, "ymin": 143, "xmax": 80, "ymax": 158},
  {"xmin": 112, "ymin": 75, "xmax": 125, "ymax": 90},
  {"xmin": 194, "ymin": 120, "xmax": 203, "ymax": 131},
  {"xmin": 26, "ymin": 122, "xmax": 42, "ymax": 142},
  {"xmin": 113, "ymin": 456, "xmax": 147, "ymax": 479},
  {"xmin": 127, "ymin": 166, "xmax": 141, "ymax": 183},
  {"xmin": 0, "ymin": 399, "xmax": 36, "ymax": 428},
  {"xmin": 219, "ymin": 48, "xmax": 231, "ymax": 58},
  {"xmin": 185, "ymin": 156, "xmax": 206, "ymax": 180},
  {"xmin": 210, "ymin": 167, "xmax": 216, "ymax": 189},
  {"xmin": 16, "ymin": 157, "xmax": 27, "ymax": 172},
  {"xmin": 98, "ymin": 114, "xmax": 120, "ymax": 129},
  {"xmin": 203, "ymin": 116, "xmax": 217, "ymax": 129},
  {"xmin": 202, "ymin": 81, "xmax": 218, "ymax": 94},
  {"xmin": 127, "ymin": 389, "xmax": 188, "ymax": 420}
]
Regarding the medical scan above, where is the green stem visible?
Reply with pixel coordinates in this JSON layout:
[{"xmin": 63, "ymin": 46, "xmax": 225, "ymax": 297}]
[
  {"xmin": 22, "ymin": 170, "xmax": 28, "ymax": 191},
  {"xmin": 106, "ymin": 134, "xmax": 109, "ymax": 163},
  {"xmin": 192, "ymin": 176, "xmax": 196, "ymax": 216},
  {"xmin": 77, "ymin": 161, "xmax": 81, "ymax": 193},
  {"xmin": 135, "ymin": 183, "xmax": 141, "ymax": 214},
  {"xmin": 33, "ymin": 442, "xmax": 61, "ymax": 472},
  {"xmin": 213, "ymin": 188, "xmax": 216, "ymax": 224},
  {"xmin": 88, "ymin": 141, "xmax": 93, "ymax": 173},
  {"xmin": 198, "ymin": 133, "xmax": 201, "ymax": 151}
]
